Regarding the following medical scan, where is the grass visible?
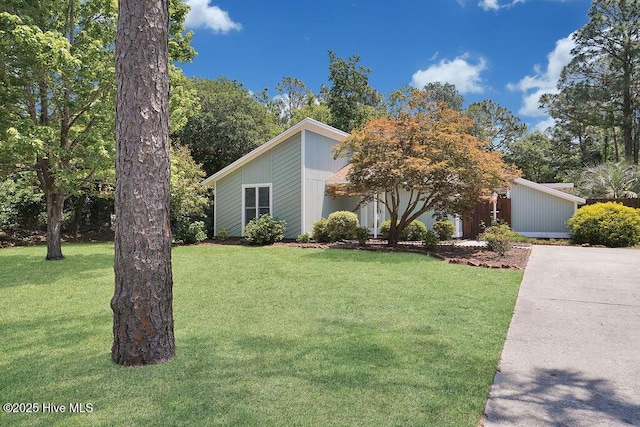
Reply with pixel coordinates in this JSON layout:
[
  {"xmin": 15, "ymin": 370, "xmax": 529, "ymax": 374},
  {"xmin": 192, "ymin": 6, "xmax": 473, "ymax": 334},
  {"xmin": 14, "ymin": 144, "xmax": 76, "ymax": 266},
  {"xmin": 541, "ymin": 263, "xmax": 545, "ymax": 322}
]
[{"xmin": 0, "ymin": 243, "xmax": 522, "ymax": 426}]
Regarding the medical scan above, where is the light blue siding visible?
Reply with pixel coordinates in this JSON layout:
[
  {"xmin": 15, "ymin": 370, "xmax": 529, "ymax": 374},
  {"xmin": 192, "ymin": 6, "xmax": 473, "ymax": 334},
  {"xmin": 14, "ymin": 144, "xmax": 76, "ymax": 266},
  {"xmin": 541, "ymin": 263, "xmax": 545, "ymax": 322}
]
[
  {"xmin": 215, "ymin": 171, "xmax": 243, "ymax": 236},
  {"xmin": 214, "ymin": 133, "xmax": 302, "ymax": 237},
  {"xmin": 511, "ymin": 182, "xmax": 576, "ymax": 235},
  {"xmin": 272, "ymin": 135, "xmax": 302, "ymax": 238},
  {"xmin": 303, "ymin": 130, "xmax": 350, "ymax": 232}
]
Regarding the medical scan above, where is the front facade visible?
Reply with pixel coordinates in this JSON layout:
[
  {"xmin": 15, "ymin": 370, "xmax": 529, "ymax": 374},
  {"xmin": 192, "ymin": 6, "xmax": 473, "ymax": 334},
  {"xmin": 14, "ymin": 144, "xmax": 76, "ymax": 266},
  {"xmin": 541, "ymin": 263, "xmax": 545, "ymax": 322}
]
[
  {"xmin": 203, "ymin": 118, "xmax": 350, "ymax": 239},
  {"xmin": 203, "ymin": 119, "xmax": 584, "ymax": 240}
]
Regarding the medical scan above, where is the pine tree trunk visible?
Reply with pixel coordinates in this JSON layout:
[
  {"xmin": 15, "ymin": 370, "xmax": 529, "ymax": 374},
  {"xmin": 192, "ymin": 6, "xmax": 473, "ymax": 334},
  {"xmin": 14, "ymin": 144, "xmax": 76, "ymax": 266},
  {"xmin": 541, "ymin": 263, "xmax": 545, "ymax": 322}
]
[
  {"xmin": 111, "ymin": 0, "xmax": 175, "ymax": 366},
  {"xmin": 45, "ymin": 192, "xmax": 66, "ymax": 260}
]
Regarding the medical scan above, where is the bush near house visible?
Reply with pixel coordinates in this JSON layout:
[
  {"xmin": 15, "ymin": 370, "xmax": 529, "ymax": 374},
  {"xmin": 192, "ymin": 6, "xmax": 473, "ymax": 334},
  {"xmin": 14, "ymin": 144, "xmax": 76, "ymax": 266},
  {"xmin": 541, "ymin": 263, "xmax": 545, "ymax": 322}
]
[
  {"xmin": 422, "ymin": 229, "xmax": 439, "ymax": 249},
  {"xmin": 380, "ymin": 219, "xmax": 427, "ymax": 241},
  {"xmin": 244, "ymin": 214, "xmax": 286, "ymax": 245},
  {"xmin": 567, "ymin": 202, "xmax": 640, "ymax": 248},
  {"xmin": 175, "ymin": 221, "xmax": 207, "ymax": 244},
  {"xmin": 479, "ymin": 223, "xmax": 520, "ymax": 255},
  {"xmin": 312, "ymin": 218, "xmax": 331, "ymax": 243},
  {"xmin": 433, "ymin": 220, "xmax": 456, "ymax": 241},
  {"xmin": 325, "ymin": 211, "xmax": 360, "ymax": 241}
]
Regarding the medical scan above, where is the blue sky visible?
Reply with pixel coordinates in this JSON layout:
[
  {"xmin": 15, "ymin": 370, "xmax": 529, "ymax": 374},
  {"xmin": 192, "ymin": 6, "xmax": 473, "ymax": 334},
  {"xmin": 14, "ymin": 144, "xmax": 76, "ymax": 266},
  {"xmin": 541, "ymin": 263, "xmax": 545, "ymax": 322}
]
[{"xmin": 180, "ymin": 0, "xmax": 593, "ymax": 131}]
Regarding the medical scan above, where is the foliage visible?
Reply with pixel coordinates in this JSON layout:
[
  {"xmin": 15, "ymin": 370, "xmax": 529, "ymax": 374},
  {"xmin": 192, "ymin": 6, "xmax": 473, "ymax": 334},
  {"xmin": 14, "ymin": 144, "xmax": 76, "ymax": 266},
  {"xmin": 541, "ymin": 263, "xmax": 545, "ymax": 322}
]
[
  {"xmin": 325, "ymin": 210, "xmax": 360, "ymax": 241},
  {"xmin": 505, "ymin": 131, "xmax": 565, "ymax": 183},
  {"xmin": 175, "ymin": 77, "xmax": 282, "ymax": 176},
  {"xmin": 272, "ymin": 77, "xmax": 311, "ymax": 127},
  {"xmin": 466, "ymin": 99, "xmax": 527, "ymax": 152},
  {"xmin": 0, "ymin": 0, "xmax": 196, "ymax": 259},
  {"xmin": 244, "ymin": 214, "xmax": 286, "ymax": 245},
  {"xmin": 0, "ymin": 172, "xmax": 44, "ymax": 231},
  {"xmin": 325, "ymin": 51, "xmax": 385, "ymax": 132},
  {"xmin": 355, "ymin": 226, "xmax": 369, "ymax": 245},
  {"xmin": 577, "ymin": 162, "xmax": 640, "ymax": 198},
  {"xmin": 216, "ymin": 227, "xmax": 229, "ymax": 242},
  {"xmin": 479, "ymin": 223, "xmax": 520, "ymax": 255},
  {"xmin": 330, "ymin": 88, "xmax": 519, "ymax": 246},
  {"xmin": 312, "ymin": 218, "xmax": 331, "ymax": 243},
  {"xmin": 380, "ymin": 219, "xmax": 427, "ymax": 241},
  {"xmin": 174, "ymin": 221, "xmax": 207, "ymax": 244},
  {"xmin": 546, "ymin": 0, "xmax": 640, "ymax": 163},
  {"xmin": 433, "ymin": 220, "xmax": 456, "ymax": 241},
  {"xmin": 422, "ymin": 229, "xmax": 439, "ymax": 250},
  {"xmin": 567, "ymin": 202, "xmax": 640, "ymax": 247},
  {"xmin": 296, "ymin": 232, "xmax": 311, "ymax": 243},
  {"xmin": 170, "ymin": 144, "xmax": 209, "ymax": 225},
  {"xmin": 289, "ymin": 94, "xmax": 333, "ymax": 127}
]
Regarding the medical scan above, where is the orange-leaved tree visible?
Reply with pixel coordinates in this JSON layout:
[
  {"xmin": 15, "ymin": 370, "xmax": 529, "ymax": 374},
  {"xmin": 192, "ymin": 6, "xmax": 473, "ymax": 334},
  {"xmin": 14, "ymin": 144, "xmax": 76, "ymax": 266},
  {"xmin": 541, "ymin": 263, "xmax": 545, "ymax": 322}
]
[{"xmin": 329, "ymin": 88, "xmax": 519, "ymax": 246}]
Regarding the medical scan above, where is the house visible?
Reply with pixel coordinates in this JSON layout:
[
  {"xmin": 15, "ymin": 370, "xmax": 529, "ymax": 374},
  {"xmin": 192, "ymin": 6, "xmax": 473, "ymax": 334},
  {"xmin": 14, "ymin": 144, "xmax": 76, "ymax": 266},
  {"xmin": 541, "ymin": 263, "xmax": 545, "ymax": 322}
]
[{"xmin": 202, "ymin": 118, "xmax": 585, "ymax": 239}]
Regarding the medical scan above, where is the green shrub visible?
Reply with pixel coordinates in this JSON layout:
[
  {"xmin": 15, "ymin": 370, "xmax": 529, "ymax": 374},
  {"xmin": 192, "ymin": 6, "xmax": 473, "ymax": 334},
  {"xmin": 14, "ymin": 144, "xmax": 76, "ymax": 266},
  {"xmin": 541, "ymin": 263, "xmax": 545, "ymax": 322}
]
[
  {"xmin": 326, "ymin": 211, "xmax": 359, "ymax": 241},
  {"xmin": 479, "ymin": 223, "xmax": 519, "ymax": 255},
  {"xmin": 244, "ymin": 214, "xmax": 286, "ymax": 245},
  {"xmin": 380, "ymin": 219, "xmax": 427, "ymax": 241},
  {"xmin": 312, "ymin": 218, "xmax": 331, "ymax": 243},
  {"xmin": 216, "ymin": 227, "xmax": 229, "ymax": 242},
  {"xmin": 175, "ymin": 221, "xmax": 207, "ymax": 244},
  {"xmin": 422, "ymin": 229, "xmax": 439, "ymax": 250},
  {"xmin": 567, "ymin": 202, "xmax": 640, "ymax": 247},
  {"xmin": 433, "ymin": 220, "xmax": 455, "ymax": 241},
  {"xmin": 355, "ymin": 226, "xmax": 369, "ymax": 245},
  {"xmin": 296, "ymin": 233, "xmax": 311, "ymax": 243}
]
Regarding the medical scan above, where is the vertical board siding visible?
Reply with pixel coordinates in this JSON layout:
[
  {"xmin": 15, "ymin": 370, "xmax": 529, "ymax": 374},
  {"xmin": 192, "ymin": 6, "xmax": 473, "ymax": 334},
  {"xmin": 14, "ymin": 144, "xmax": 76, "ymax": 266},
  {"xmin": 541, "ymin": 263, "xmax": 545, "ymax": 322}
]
[
  {"xmin": 272, "ymin": 134, "xmax": 302, "ymax": 238},
  {"xmin": 304, "ymin": 130, "xmax": 350, "ymax": 232},
  {"xmin": 216, "ymin": 171, "xmax": 243, "ymax": 236},
  {"xmin": 214, "ymin": 133, "xmax": 301, "ymax": 237},
  {"xmin": 511, "ymin": 183, "xmax": 574, "ymax": 233}
]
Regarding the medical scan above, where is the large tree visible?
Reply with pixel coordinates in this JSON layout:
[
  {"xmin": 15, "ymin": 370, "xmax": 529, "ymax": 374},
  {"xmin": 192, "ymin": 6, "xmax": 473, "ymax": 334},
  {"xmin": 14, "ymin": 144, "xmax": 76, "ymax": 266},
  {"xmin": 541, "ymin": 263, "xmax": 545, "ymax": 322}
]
[
  {"xmin": 111, "ymin": 0, "xmax": 175, "ymax": 365},
  {"xmin": 0, "ymin": 0, "xmax": 195, "ymax": 260},
  {"xmin": 175, "ymin": 78, "xmax": 281, "ymax": 176},
  {"xmin": 553, "ymin": 0, "xmax": 640, "ymax": 163},
  {"xmin": 329, "ymin": 88, "xmax": 519, "ymax": 246},
  {"xmin": 325, "ymin": 51, "xmax": 385, "ymax": 132}
]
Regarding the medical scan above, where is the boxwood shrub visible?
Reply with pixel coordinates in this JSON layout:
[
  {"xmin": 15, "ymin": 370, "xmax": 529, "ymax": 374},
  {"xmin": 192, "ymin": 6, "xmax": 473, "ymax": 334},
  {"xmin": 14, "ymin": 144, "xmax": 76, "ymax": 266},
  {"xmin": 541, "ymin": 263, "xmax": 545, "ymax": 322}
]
[
  {"xmin": 567, "ymin": 202, "xmax": 640, "ymax": 247},
  {"xmin": 244, "ymin": 214, "xmax": 286, "ymax": 245},
  {"xmin": 433, "ymin": 220, "xmax": 456, "ymax": 241},
  {"xmin": 326, "ymin": 211, "xmax": 360, "ymax": 241}
]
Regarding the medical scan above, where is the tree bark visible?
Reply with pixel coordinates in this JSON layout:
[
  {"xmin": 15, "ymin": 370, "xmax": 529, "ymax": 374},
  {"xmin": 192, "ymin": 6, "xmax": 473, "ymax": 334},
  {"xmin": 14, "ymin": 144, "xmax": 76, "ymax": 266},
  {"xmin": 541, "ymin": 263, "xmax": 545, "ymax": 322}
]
[
  {"xmin": 45, "ymin": 191, "xmax": 66, "ymax": 260},
  {"xmin": 112, "ymin": 0, "xmax": 175, "ymax": 366}
]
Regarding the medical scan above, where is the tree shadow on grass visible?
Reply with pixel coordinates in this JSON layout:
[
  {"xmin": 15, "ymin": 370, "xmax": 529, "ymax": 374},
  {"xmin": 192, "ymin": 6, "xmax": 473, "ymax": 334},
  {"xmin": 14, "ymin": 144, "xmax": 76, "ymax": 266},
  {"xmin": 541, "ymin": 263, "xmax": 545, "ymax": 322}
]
[
  {"xmin": 0, "ymin": 251, "xmax": 113, "ymax": 288},
  {"xmin": 483, "ymin": 368, "xmax": 640, "ymax": 426}
]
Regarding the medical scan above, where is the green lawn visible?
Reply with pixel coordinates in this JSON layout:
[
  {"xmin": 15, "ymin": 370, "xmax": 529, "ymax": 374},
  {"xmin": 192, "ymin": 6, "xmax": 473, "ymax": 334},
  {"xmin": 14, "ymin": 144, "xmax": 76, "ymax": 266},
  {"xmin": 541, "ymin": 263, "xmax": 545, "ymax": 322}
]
[{"xmin": 0, "ymin": 243, "xmax": 522, "ymax": 426}]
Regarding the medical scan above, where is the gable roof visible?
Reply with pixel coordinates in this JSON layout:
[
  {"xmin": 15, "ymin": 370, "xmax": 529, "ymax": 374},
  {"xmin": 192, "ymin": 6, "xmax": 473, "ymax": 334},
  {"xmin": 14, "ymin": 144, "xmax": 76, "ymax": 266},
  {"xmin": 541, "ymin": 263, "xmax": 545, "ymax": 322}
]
[
  {"xmin": 513, "ymin": 177, "xmax": 586, "ymax": 204},
  {"xmin": 202, "ymin": 118, "xmax": 349, "ymax": 187}
]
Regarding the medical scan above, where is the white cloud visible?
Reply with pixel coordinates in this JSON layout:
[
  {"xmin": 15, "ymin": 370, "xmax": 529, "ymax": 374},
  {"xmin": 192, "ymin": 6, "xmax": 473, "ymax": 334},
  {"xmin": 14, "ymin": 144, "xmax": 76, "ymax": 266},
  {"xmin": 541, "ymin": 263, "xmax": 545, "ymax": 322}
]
[
  {"xmin": 412, "ymin": 55, "xmax": 488, "ymax": 94},
  {"xmin": 478, "ymin": 0, "xmax": 526, "ymax": 11},
  {"xmin": 478, "ymin": 0, "xmax": 500, "ymax": 11},
  {"xmin": 509, "ymin": 34, "xmax": 575, "ymax": 118},
  {"xmin": 184, "ymin": 0, "xmax": 242, "ymax": 34}
]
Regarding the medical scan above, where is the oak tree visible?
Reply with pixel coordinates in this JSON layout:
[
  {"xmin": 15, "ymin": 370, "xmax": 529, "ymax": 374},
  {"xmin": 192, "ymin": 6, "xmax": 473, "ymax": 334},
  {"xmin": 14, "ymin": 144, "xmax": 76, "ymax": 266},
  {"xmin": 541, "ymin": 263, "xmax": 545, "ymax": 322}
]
[{"xmin": 329, "ymin": 89, "xmax": 519, "ymax": 246}]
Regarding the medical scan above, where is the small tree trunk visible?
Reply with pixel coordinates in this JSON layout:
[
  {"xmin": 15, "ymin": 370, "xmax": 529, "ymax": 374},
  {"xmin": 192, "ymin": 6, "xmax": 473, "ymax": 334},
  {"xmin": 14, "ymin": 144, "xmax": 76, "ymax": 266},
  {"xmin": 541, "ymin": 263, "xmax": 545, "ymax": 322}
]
[
  {"xmin": 45, "ymin": 191, "xmax": 66, "ymax": 260},
  {"xmin": 111, "ymin": 0, "xmax": 175, "ymax": 366}
]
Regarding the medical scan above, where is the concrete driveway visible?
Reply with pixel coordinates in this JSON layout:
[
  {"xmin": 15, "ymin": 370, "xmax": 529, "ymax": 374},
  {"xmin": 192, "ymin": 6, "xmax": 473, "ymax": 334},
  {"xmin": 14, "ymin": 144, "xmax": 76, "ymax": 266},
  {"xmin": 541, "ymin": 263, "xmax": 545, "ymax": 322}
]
[{"xmin": 482, "ymin": 245, "xmax": 640, "ymax": 426}]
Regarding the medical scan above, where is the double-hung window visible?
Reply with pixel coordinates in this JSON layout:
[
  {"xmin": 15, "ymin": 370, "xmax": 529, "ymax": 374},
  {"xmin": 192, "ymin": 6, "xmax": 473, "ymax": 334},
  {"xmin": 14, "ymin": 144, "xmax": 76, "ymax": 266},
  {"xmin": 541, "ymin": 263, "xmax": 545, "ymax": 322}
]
[{"xmin": 243, "ymin": 184, "xmax": 271, "ymax": 226}]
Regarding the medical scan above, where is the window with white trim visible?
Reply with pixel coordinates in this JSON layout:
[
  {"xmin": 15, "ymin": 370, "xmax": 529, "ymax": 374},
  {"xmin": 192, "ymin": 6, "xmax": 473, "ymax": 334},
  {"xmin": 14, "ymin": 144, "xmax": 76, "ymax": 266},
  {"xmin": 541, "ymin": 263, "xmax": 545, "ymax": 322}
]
[{"xmin": 243, "ymin": 185, "xmax": 271, "ymax": 226}]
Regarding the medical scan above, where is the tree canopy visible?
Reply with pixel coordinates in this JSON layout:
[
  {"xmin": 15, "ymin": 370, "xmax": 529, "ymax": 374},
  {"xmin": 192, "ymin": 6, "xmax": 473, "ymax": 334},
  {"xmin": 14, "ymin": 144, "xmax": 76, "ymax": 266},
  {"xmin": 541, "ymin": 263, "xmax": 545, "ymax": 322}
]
[
  {"xmin": 0, "ymin": 0, "xmax": 196, "ymax": 259},
  {"xmin": 328, "ymin": 88, "xmax": 519, "ymax": 246},
  {"xmin": 175, "ymin": 78, "xmax": 282, "ymax": 176}
]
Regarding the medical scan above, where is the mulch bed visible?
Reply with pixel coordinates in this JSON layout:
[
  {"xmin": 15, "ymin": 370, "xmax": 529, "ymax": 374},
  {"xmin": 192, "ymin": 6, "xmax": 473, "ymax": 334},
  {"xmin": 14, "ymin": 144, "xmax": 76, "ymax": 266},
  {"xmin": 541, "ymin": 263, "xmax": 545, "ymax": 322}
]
[{"xmin": 272, "ymin": 239, "xmax": 532, "ymax": 270}]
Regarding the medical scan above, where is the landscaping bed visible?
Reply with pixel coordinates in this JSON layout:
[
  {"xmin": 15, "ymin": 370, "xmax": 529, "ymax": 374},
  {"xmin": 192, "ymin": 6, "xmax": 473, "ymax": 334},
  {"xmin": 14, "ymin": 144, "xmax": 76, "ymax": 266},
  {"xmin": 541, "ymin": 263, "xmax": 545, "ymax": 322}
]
[{"xmin": 274, "ymin": 239, "xmax": 532, "ymax": 270}]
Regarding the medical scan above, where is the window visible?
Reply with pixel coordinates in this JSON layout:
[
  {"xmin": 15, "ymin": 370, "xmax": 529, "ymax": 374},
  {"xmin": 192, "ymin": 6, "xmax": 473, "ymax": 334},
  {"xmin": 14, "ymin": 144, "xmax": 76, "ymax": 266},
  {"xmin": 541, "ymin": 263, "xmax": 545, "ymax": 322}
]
[{"xmin": 243, "ymin": 185, "xmax": 271, "ymax": 226}]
